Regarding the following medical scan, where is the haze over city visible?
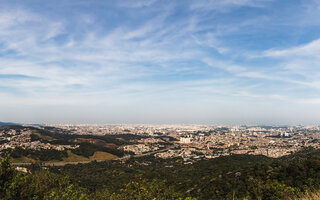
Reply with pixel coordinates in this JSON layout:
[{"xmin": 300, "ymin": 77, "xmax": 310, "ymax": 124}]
[{"xmin": 1, "ymin": 0, "xmax": 320, "ymax": 124}]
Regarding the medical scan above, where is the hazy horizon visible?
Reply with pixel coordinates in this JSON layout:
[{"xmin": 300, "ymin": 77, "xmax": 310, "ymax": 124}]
[
  {"xmin": 1, "ymin": 120, "xmax": 319, "ymax": 127},
  {"xmin": 1, "ymin": 0, "xmax": 320, "ymax": 124}
]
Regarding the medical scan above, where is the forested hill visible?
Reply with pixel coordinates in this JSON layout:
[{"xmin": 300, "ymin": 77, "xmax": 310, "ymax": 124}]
[
  {"xmin": 0, "ymin": 122, "xmax": 19, "ymax": 126},
  {"xmin": 0, "ymin": 125, "xmax": 131, "ymax": 163},
  {"xmin": 2, "ymin": 148, "xmax": 320, "ymax": 199}
]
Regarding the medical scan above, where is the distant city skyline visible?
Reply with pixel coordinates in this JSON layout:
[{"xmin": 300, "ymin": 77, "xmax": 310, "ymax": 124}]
[{"xmin": 1, "ymin": 0, "xmax": 320, "ymax": 124}]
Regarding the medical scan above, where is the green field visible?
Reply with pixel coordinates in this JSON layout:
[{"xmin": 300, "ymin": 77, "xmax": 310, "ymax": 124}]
[
  {"xmin": 32, "ymin": 130, "xmax": 56, "ymax": 141},
  {"xmin": 12, "ymin": 150, "xmax": 118, "ymax": 164},
  {"xmin": 90, "ymin": 151, "xmax": 118, "ymax": 160},
  {"xmin": 61, "ymin": 150, "xmax": 89, "ymax": 162},
  {"xmin": 12, "ymin": 156, "xmax": 36, "ymax": 163}
]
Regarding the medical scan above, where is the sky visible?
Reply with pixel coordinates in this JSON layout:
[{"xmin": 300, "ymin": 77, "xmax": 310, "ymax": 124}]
[{"xmin": 1, "ymin": 0, "xmax": 320, "ymax": 125}]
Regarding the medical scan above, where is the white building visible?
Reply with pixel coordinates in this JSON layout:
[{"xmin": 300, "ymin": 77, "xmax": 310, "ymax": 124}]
[{"xmin": 180, "ymin": 137, "xmax": 192, "ymax": 143}]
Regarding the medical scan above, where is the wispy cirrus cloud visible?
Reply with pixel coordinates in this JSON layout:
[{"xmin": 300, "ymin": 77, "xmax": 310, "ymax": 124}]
[
  {"xmin": 1, "ymin": 0, "xmax": 320, "ymax": 124},
  {"xmin": 189, "ymin": 0, "xmax": 272, "ymax": 11},
  {"xmin": 264, "ymin": 38, "xmax": 320, "ymax": 58},
  {"xmin": 118, "ymin": 0, "xmax": 158, "ymax": 8}
]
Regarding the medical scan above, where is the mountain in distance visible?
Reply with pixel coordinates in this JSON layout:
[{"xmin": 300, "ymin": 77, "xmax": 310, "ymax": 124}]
[{"xmin": 0, "ymin": 121, "xmax": 19, "ymax": 126}]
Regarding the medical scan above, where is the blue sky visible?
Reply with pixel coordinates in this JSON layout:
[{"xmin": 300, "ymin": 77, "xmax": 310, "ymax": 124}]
[{"xmin": 1, "ymin": 0, "xmax": 320, "ymax": 124}]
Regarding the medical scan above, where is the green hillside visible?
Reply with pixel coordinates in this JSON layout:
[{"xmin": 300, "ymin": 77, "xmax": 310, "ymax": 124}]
[{"xmin": 2, "ymin": 148, "xmax": 320, "ymax": 199}]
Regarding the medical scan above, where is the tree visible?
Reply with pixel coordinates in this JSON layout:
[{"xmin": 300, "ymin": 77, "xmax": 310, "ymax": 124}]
[
  {"xmin": 45, "ymin": 184, "xmax": 89, "ymax": 200},
  {"xmin": 0, "ymin": 154, "xmax": 16, "ymax": 198},
  {"xmin": 110, "ymin": 177, "xmax": 197, "ymax": 200}
]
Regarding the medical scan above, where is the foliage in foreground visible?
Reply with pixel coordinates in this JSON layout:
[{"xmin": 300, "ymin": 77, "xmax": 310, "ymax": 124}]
[
  {"xmin": 3, "ymin": 149, "xmax": 320, "ymax": 199},
  {"xmin": 51, "ymin": 149, "xmax": 320, "ymax": 200},
  {"xmin": 294, "ymin": 190, "xmax": 320, "ymax": 200},
  {"xmin": 0, "ymin": 155, "xmax": 194, "ymax": 200}
]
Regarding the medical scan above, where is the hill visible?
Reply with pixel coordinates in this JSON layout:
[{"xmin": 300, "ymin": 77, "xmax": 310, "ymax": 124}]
[
  {"xmin": 2, "ymin": 149, "xmax": 320, "ymax": 199},
  {"xmin": 0, "ymin": 126, "xmax": 126, "ymax": 163},
  {"xmin": 0, "ymin": 122, "xmax": 19, "ymax": 126}
]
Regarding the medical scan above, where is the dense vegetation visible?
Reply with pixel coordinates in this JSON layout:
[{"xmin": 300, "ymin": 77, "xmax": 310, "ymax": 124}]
[
  {"xmin": 44, "ymin": 149, "xmax": 320, "ymax": 199},
  {"xmin": 0, "ymin": 155, "xmax": 194, "ymax": 200},
  {"xmin": 31, "ymin": 126, "xmax": 145, "ymax": 146},
  {"xmin": 10, "ymin": 147, "xmax": 68, "ymax": 161},
  {"xmin": 1, "ymin": 149, "xmax": 320, "ymax": 199},
  {"xmin": 70, "ymin": 143, "xmax": 124, "ymax": 158}
]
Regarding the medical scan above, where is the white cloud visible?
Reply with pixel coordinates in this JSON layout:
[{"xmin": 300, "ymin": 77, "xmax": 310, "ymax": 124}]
[
  {"xmin": 246, "ymin": 37, "xmax": 320, "ymax": 92},
  {"xmin": 298, "ymin": 98, "xmax": 320, "ymax": 105},
  {"xmin": 0, "ymin": 6, "xmax": 208, "ymax": 102},
  {"xmin": 1, "ymin": 1, "xmax": 320, "ymax": 124},
  {"xmin": 189, "ymin": 0, "xmax": 271, "ymax": 11},
  {"xmin": 118, "ymin": 0, "xmax": 158, "ymax": 8},
  {"xmin": 264, "ymin": 38, "xmax": 320, "ymax": 58}
]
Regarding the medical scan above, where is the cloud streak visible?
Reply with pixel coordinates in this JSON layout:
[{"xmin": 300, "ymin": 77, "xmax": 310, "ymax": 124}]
[{"xmin": 1, "ymin": 0, "xmax": 320, "ymax": 124}]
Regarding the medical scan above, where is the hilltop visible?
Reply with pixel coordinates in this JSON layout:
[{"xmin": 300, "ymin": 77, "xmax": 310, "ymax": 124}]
[
  {"xmin": 0, "ymin": 125, "xmax": 129, "ymax": 164},
  {"xmin": 0, "ymin": 122, "xmax": 19, "ymax": 126}
]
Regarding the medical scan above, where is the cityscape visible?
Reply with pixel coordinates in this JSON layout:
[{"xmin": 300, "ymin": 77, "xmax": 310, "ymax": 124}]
[
  {"xmin": 2, "ymin": 124, "xmax": 320, "ymax": 164},
  {"xmin": 1, "ymin": 0, "xmax": 320, "ymax": 199}
]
